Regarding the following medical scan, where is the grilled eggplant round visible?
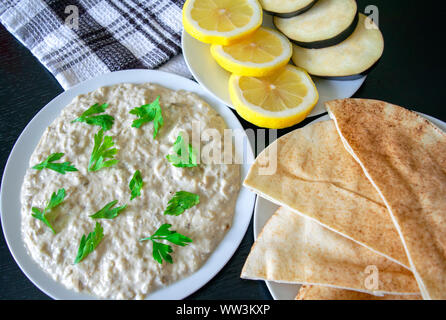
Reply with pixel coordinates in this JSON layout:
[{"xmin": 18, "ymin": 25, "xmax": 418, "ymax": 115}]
[
  {"xmin": 274, "ymin": 0, "xmax": 358, "ymax": 49},
  {"xmin": 292, "ymin": 14, "xmax": 384, "ymax": 80},
  {"xmin": 260, "ymin": 0, "xmax": 318, "ymax": 18}
]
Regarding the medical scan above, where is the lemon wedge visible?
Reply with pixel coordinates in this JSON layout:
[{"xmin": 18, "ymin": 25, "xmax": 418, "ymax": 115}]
[
  {"xmin": 229, "ymin": 65, "xmax": 319, "ymax": 128},
  {"xmin": 183, "ymin": 0, "xmax": 262, "ymax": 45},
  {"xmin": 210, "ymin": 27, "xmax": 292, "ymax": 76}
]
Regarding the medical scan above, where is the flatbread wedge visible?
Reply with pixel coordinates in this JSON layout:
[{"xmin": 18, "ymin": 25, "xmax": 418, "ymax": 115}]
[
  {"xmin": 241, "ymin": 207, "xmax": 419, "ymax": 295},
  {"xmin": 244, "ymin": 120, "xmax": 409, "ymax": 268},
  {"xmin": 326, "ymin": 98, "xmax": 446, "ymax": 300},
  {"xmin": 296, "ymin": 285, "xmax": 421, "ymax": 300}
]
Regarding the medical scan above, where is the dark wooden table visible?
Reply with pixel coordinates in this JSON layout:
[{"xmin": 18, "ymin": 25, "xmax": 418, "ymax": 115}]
[{"xmin": 1, "ymin": 1, "xmax": 445, "ymax": 300}]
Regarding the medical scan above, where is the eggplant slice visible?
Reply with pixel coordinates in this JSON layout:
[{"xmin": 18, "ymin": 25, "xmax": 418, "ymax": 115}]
[
  {"xmin": 260, "ymin": 0, "xmax": 318, "ymax": 18},
  {"xmin": 274, "ymin": 0, "xmax": 358, "ymax": 49},
  {"xmin": 292, "ymin": 14, "xmax": 384, "ymax": 80}
]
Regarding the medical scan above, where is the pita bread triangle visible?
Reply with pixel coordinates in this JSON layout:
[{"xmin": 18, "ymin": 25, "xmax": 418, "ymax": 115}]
[
  {"xmin": 241, "ymin": 207, "xmax": 419, "ymax": 295},
  {"xmin": 296, "ymin": 285, "xmax": 421, "ymax": 300},
  {"xmin": 326, "ymin": 98, "xmax": 446, "ymax": 300},
  {"xmin": 244, "ymin": 120, "xmax": 409, "ymax": 268}
]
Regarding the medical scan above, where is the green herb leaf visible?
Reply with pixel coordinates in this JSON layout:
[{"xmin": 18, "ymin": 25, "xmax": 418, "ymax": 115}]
[
  {"xmin": 140, "ymin": 223, "xmax": 192, "ymax": 264},
  {"xmin": 31, "ymin": 188, "xmax": 66, "ymax": 234},
  {"xmin": 71, "ymin": 103, "xmax": 114, "ymax": 131},
  {"xmin": 129, "ymin": 96, "xmax": 163, "ymax": 138},
  {"xmin": 151, "ymin": 241, "xmax": 173, "ymax": 264},
  {"xmin": 82, "ymin": 115, "xmax": 115, "ymax": 131},
  {"xmin": 31, "ymin": 207, "xmax": 54, "ymax": 234},
  {"xmin": 148, "ymin": 224, "xmax": 193, "ymax": 246},
  {"xmin": 89, "ymin": 200, "xmax": 127, "ymax": 219},
  {"xmin": 166, "ymin": 133, "xmax": 198, "ymax": 168},
  {"xmin": 32, "ymin": 153, "xmax": 78, "ymax": 174},
  {"xmin": 78, "ymin": 102, "xmax": 109, "ymax": 117},
  {"xmin": 164, "ymin": 191, "xmax": 200, "ymax": 216},
  {"xmin": 129, "ymin": 170, "xmax": 144, "ymax": 200},
  {"xmin": 88, "ymin": 129, "xmax": 119, "ymax": 172},
  {"xmin": 46, "ymin": 188, "xmax": 66, "ymax": 210},
  {"xmin": 74, "ymin": 222, "xmax": 104, "ymax": 264}
]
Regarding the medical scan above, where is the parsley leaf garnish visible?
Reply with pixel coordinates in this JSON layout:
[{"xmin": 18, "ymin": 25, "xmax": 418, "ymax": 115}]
[
  {"xmin": 129, "ymin": 170, "xmax": 143, "ymax": 200},
  {"xmin": 32, "ymin": 153, "xmax": 78, "ymax": 174},
  {"xmin": 89, "ymin": 200, "xmax": 127, "ymax": 219},
  {"xmin": 31, "ymin": 188, "xmax": 66, "ymax": 234},
  {"xmin": 164, "ymin": 191, "xmax": 200, "ymax": 216},
  {"xmin": 88, "ymin": 129, "xmax": 119, "ymax": 172},
  {"xmin": 140, "ymin": 224, "xmax": 192, "ymax": 264},
  {"xmin": 166, "ymin": 133, "xmax": 198, "ymax": 167},
  {"xmin": 151, "ymin": 241, "xmax": 173, "ymax": 264},
  {"xmin": 74, "ymin": 222, "xmax": 104, "ymax": 264},
  {"xmin": 129, "ymin": 96, "xmax": 163, "ymax": 138},
  {"xmin": 71, "ymin": 103, "xmax": 114, "ymax": 131}
]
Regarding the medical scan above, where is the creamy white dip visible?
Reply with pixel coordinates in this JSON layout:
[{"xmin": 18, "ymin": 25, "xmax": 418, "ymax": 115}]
[{"xmin": 20, "ymin": 83, "xmax": 240, "ymax": 299}]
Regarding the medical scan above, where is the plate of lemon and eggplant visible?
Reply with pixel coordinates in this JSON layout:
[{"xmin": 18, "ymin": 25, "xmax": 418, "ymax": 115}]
[{"xmin": 182, "ymin": 0, "xmax": 383, "ymax": 128}]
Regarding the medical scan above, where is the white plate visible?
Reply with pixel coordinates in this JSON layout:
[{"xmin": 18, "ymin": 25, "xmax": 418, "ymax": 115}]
[
  {"xmin": 0, "ymin": 69, "xmax": 256, "ymax": 300},
  {"xmin": 253, "ymin": 113, "xmax": 446, "ymax": 300},
  {"xmin": 182, "ymin": 13, "xmax": 367, "ymax": 118}
]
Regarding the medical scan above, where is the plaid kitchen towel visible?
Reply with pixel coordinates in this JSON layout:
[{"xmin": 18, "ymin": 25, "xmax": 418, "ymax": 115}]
[{"xmin": 0, "ymin": 0, "xmax": 192, "ymax": 89}]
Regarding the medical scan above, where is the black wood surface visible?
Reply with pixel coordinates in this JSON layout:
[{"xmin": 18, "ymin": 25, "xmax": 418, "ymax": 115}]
[{"xmin": 1, "ymin": 0, "xmax": 445, "ymax": 300}]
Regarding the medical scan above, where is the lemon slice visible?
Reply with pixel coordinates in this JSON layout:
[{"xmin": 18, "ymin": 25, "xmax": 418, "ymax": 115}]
[
  {"xmin": 229, "ymin": 65, "xmax": 319, "ymax": 128},
  {"xmin": 210, "ymin": 27, "xmax": 292, "ymax": 76},
  {"xmin": 183, "ymin": 0, "xmax": 262, "ymax": 45}
]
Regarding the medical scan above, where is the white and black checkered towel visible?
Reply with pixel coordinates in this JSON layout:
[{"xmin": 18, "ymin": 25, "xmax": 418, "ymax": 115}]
[{"xmin": 0, "ymin": 0, "xmax": 192, "ymax": 89}]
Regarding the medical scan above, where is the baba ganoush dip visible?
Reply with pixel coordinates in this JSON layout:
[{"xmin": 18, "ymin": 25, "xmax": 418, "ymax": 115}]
[{"xmin": 20, "ymin": 83, "xmax": 241, "ymax": 299}]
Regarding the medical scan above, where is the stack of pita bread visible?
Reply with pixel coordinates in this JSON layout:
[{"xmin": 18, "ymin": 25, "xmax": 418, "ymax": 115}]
[{"xmin": 242, "ymin": 98, "xmax": 446, "ymax": 300}]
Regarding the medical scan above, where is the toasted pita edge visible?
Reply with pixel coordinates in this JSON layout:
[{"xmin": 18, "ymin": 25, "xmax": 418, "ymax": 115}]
[
  {"xmin": 296, "ymin": 285, "xmax": 422, "ymax": 300},
  {"xmin": 243, "ymin": 185, "xmax": 410, "ymax": 271},
  {"xmin": 241, "ymin": 207, "xmax": 417, "ymax": 296},
  {"xmin": 325, "ymin": 98, "xmax": 438, "ymax": 299}
]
